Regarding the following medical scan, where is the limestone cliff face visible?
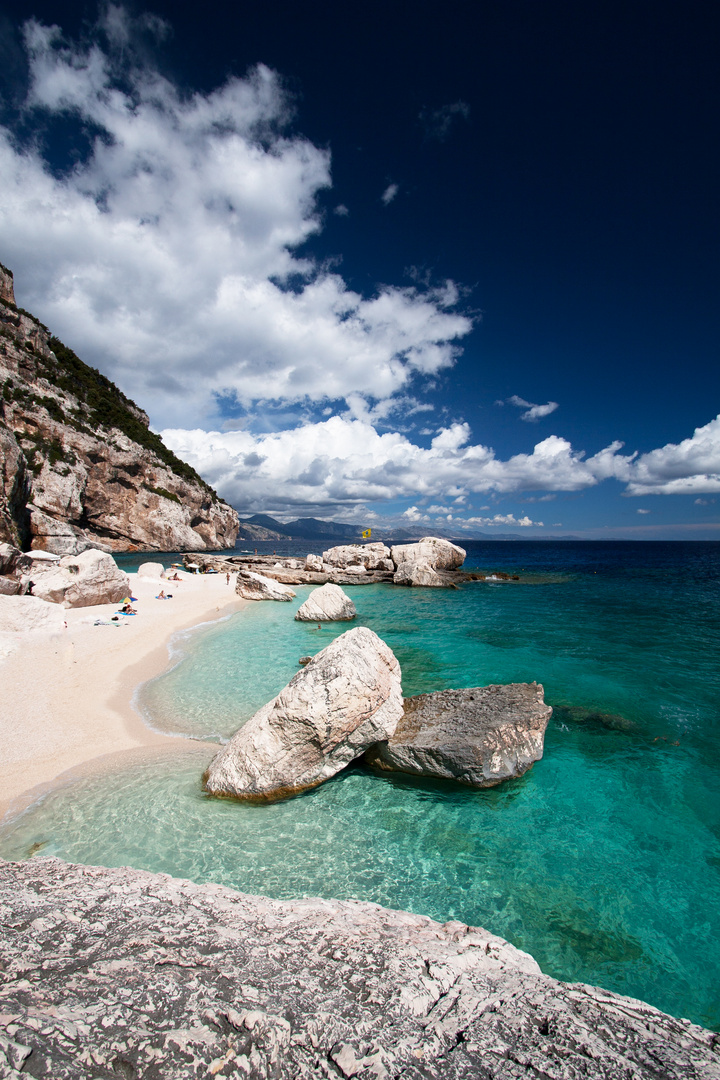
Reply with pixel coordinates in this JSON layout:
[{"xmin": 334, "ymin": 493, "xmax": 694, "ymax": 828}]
[{"xmin": 0, "ymin": 262, "xmax": 239, "ymax": 554}]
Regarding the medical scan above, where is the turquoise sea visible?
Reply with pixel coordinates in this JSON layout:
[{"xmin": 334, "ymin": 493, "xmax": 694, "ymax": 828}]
[{"xmin": 1, "ymin": 541, "xmax": 719, "ymax": 1029}]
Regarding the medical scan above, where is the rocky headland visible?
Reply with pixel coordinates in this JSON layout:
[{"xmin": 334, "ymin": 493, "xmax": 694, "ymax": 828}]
[
  {"xmin": 0, "ymin": 857, "xmax": 717, "ymax": 1080},
  {"xmin": 0, "ymin": 262, "xmax": 238, "ymax": 555}
]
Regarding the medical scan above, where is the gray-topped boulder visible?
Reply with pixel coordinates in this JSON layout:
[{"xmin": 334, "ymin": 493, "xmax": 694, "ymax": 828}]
[
  {"xmin": 365, "ymin": 682, "xmax": 552, "ymax": 787},
  {"xmin": 205, "ymin": 626, "xmax": 403, "ymax": 800},
  {"xmin": 295, "ymin": 582, "xmax": 357, "ymax": 621},
  {"xmin": 28, "ymin": 549, "xmax": 130, "ymax": 608},
  {"xmin": 235, "ymin": 569, "xmax": 296, "ymax": 601},
  {"xmin": 0, "ymin": 857, "xmax": 717, "ymax": 1080}
]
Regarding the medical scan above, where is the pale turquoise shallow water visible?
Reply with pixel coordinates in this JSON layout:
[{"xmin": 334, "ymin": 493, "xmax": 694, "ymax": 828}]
[{"xmin": 2, "ymin": 542, "xmax": 719, "ymax": 1029}]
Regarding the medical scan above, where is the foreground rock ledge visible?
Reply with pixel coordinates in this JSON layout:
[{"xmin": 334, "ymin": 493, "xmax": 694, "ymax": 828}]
[{"xmin": 0, "ymin": 859, "xmax": 717, "ymax": 1080}]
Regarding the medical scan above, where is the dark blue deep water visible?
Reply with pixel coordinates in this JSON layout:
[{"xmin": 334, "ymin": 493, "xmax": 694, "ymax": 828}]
[{"xmin": 2, "ymin": 541, "xmax": 719, "ymax": 1028}]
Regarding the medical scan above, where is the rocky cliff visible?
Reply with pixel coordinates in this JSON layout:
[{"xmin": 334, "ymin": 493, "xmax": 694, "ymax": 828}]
[
  {"xmin": 0, "ymin": 262, "xmax": 239, "ymax": 554},
  {"xmin": 0, "ymin": 858, "xmax": 717, "ymax": 1079}
]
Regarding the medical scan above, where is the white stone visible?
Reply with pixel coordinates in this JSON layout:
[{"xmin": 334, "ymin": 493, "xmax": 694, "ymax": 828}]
[
  {"xmin": 30, "ymin": 550, "xmax": 130, "ymax": 608},
  {"xmin": 205, "ymin": 626, "xmax": 403, "ymax": 799},
  {"xmin": 390, "ymin": 537, "xmax": 466, "ymax": 571},
  {"xmin": 0, "ymin": 577, "xmax": 21, "ymax": 595},
  {"xmin": 304, "ymin": 553, "xmax": 323, "ymax": 572},
  {"xmin": 322, "ymin": 542, "xmax": 392, "ymax": 570},
  {"xmin": 295, "ymin": 583, "xmax": 357, "ymax": 622},
  {"xmin": 0, "ymin": 594, "xmax": 66, "ymax": 632},
  {"xmin": 235, "ymin": 570, "xmax": 296, "ymax": 602},
  {"xmin": 137, "ymin": 561, "xmax": 166, "ymax": 579}
]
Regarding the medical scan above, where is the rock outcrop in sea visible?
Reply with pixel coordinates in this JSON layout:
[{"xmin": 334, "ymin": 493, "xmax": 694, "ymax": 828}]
[
  {"xmin": 235, "ymin": 570, "xmax": 297, "ymax": 602},
  {"xmin": 0, "ymin": 857, "xmax": 716, "ymax": 1080},
  {"xmin": 205, "ymin": 626, "xmax": 403, "ymax": 800},
  {"xmin": 0, "ymin": 261, "xmax": 239, "ymax": 554},
  {"xmin": 365, "ymin": 682, "xmax": 552, "ymax": 787},
  {"xmin": 294, "ymin": 582, "xmax": 357, "ymax": 621},
  {"xmin": 185, "ymin": 536, "xmax": 472, "ymax": 589}
]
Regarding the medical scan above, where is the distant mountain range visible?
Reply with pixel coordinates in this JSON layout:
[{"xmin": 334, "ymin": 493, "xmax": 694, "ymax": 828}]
[{"xmin": 235, "ymin": 514, "xmax": 550, "ymax": 543}]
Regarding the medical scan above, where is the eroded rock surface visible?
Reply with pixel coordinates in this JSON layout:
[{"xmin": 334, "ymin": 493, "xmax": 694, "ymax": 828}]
[
  {"xmin": 323, "ymin": 542, "xmax": 394, "ymax": 572},
  {"xmin": 365, "ymin": 683, "xmax": 552, "ymax": 788},
  {"xmin": 391, "ymin": 537, "xmax": 466, "ymax": 572},
  {"xmin": 205, "ymin": 626, "xmax": 403, "ymax": 800},
  {"xmin": 0, "ymin": 261, "xmax": 238, "ymax": 554},
  {"xmin": 0, "ymin": 858, "xmax": 717, "ymax": 1080},
  {"xmin": 235, "ymin": 570, "xmax": 296, "ymax": 602},
  {"xmin": 28, "ymin": 549, "xmax": 130, "ymax": 608},
  {"xmin": 295, "ymin": 582, "xmax": 357, "ymax": 622}
]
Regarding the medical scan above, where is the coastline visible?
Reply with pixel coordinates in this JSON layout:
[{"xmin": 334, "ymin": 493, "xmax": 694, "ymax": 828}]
[{"xmin": 0, "ymin": 570, "xmax": 247, "ymax": 821}]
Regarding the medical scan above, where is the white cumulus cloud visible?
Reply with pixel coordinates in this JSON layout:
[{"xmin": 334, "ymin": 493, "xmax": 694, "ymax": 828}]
[
  {"xmin": 0, "ymin": 9, "xmax": 470, "ymax": 429},
  {"xmin": 622, "ymin": 415, "xmax": 720, "ymax": 495},
  {"xmin": 505, "ymin": 396, "xmax": 559, "ymax": 422}
]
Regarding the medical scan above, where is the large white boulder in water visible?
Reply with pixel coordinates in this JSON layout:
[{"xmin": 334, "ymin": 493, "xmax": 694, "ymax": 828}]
[
  {"xmin": 365, "ymin": 683, "xmax": 552, "ymax": 787},
  {"xmin": 29, "ymin": 550, "xmax": 130, "ymax": 608},
  {"xmin": 205, "ymin": 626, "xmax": 403, "ymax": 800},
  {"xmin": 322, "ymin": 542, "xmax": 393, "ymax": 571},
  {"xmin": 295, "ymin": 583, "xmax": 357, "ymax": 622},
  {"xmin": 391, "ymin": 536, "xmax": 466, "ymax": 587},
  {"xmin": 235, "ymin": 570, "xmax": 296, "ymax": 601}
]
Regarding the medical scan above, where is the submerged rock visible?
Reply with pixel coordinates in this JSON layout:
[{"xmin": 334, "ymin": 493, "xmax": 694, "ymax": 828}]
[
  {"xmin": 235, "ymin": 570, "xmax": 296, "ymax": 601},
  {"xmin": 365, "ymin": 682, "xmax": 552, "ymax": 787},
  {"xmin": 295, "ymin": 582, "xmax": 357, "ymax": 621},
  {"xmin": 205, "ymin": 626, "xmax": 403, "ymax": 800},
  {"xmin": 0, "ymin": 857, "xmax": 716, "ymax": 1080},
  {"xmin": 29, "ymin": 549, "xmax": 130, "ymax": 608}
]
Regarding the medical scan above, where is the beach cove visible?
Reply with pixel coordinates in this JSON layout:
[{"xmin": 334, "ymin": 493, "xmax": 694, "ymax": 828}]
[{"xmin": 1, "ymin": 539, "xmax": 720, "ymax": 1036}]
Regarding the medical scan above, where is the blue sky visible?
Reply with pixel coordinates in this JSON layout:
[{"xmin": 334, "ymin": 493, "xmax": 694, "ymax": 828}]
[{"xmin": 1, "ymin": 1, "xmax": 719, "ymax": 537}]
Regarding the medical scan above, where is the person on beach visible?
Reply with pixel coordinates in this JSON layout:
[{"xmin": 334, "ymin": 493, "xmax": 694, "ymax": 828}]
[{"xmin": 226, "ymin": 572, "xmax": 230, "ymax": 584}]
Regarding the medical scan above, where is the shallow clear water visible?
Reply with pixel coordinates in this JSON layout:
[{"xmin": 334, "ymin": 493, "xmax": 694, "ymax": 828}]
[{"xmin": 2, "ymin": 541, "xmax": 719, "ymax": 1029}]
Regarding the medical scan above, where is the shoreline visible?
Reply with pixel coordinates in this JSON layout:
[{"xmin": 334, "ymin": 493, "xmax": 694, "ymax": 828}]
[{"xmin": 0, "ymin": 570, "xmax": 247, "ymax": 821}]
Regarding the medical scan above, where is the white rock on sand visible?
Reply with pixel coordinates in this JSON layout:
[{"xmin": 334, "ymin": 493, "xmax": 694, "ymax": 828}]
[
  {"xmin": 0, "ymin": 594, "xmax": 66, "ymax": 632},
  {"xmin": 137, "ymin": 561, "xmax": 166, "ymax": 579},
  {"xmin": 295, "ymin": 582, "xmax": 357, "ymax": 622},
  {"xmin": 29, "ymin": 549, "xmax": 130, "ymax": 608},
  {"xmin": 235, "ymin": 570, "xmax": 296, "ymax": 601},
  {"xmin": 205, "ymin": 626, "xmax": 403, "ymax": 800}
]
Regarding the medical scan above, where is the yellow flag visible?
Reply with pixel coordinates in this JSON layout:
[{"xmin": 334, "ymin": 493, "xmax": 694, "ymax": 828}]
[{"xmin": 362, "ymin": 528, "xmax": 371, "ymax": 538}]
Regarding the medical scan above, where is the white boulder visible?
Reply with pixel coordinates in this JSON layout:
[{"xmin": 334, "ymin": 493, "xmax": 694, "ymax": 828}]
[
  {"xmin": 138, "ymin": 561, "xmax": 166, "ymax": 579},
  {"xmin": 0, "ymin": 594, "xmax": 66, "ymax": 632},
  {"xmin": 205, "ymin": 626, "xmax": 403, "ymax": 800},
  {"xmin": 322, "ymin": 542, "xmax": 392, "ymax": 571},
  {"xmin": 235, "ymin": 570, "xmax": 296, "ymax": 602},
  {"xmin": 0, "ymin": 577, "xmax": 21, "ymax": 596},
  {"xmin": 0, "ymin": 543, "xmax": 20, "ymax": 575},
  {"xmin": 304, "ymin": 553, "xmax": 324, "ymax": 572},
  {"xmin": 295, "ymin": 583, "xmax": 357, "ymax": 622},
  {"xmin": 29, "ymin": 550, "xmax": 130, "ymax": 608},
  {"xmin": 393, "ymin": 557, "xmax": 445, "ymax": 587},
  {"xmin": 391, "ymin": 537, "xmax": 466, "ymax": 571}
]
